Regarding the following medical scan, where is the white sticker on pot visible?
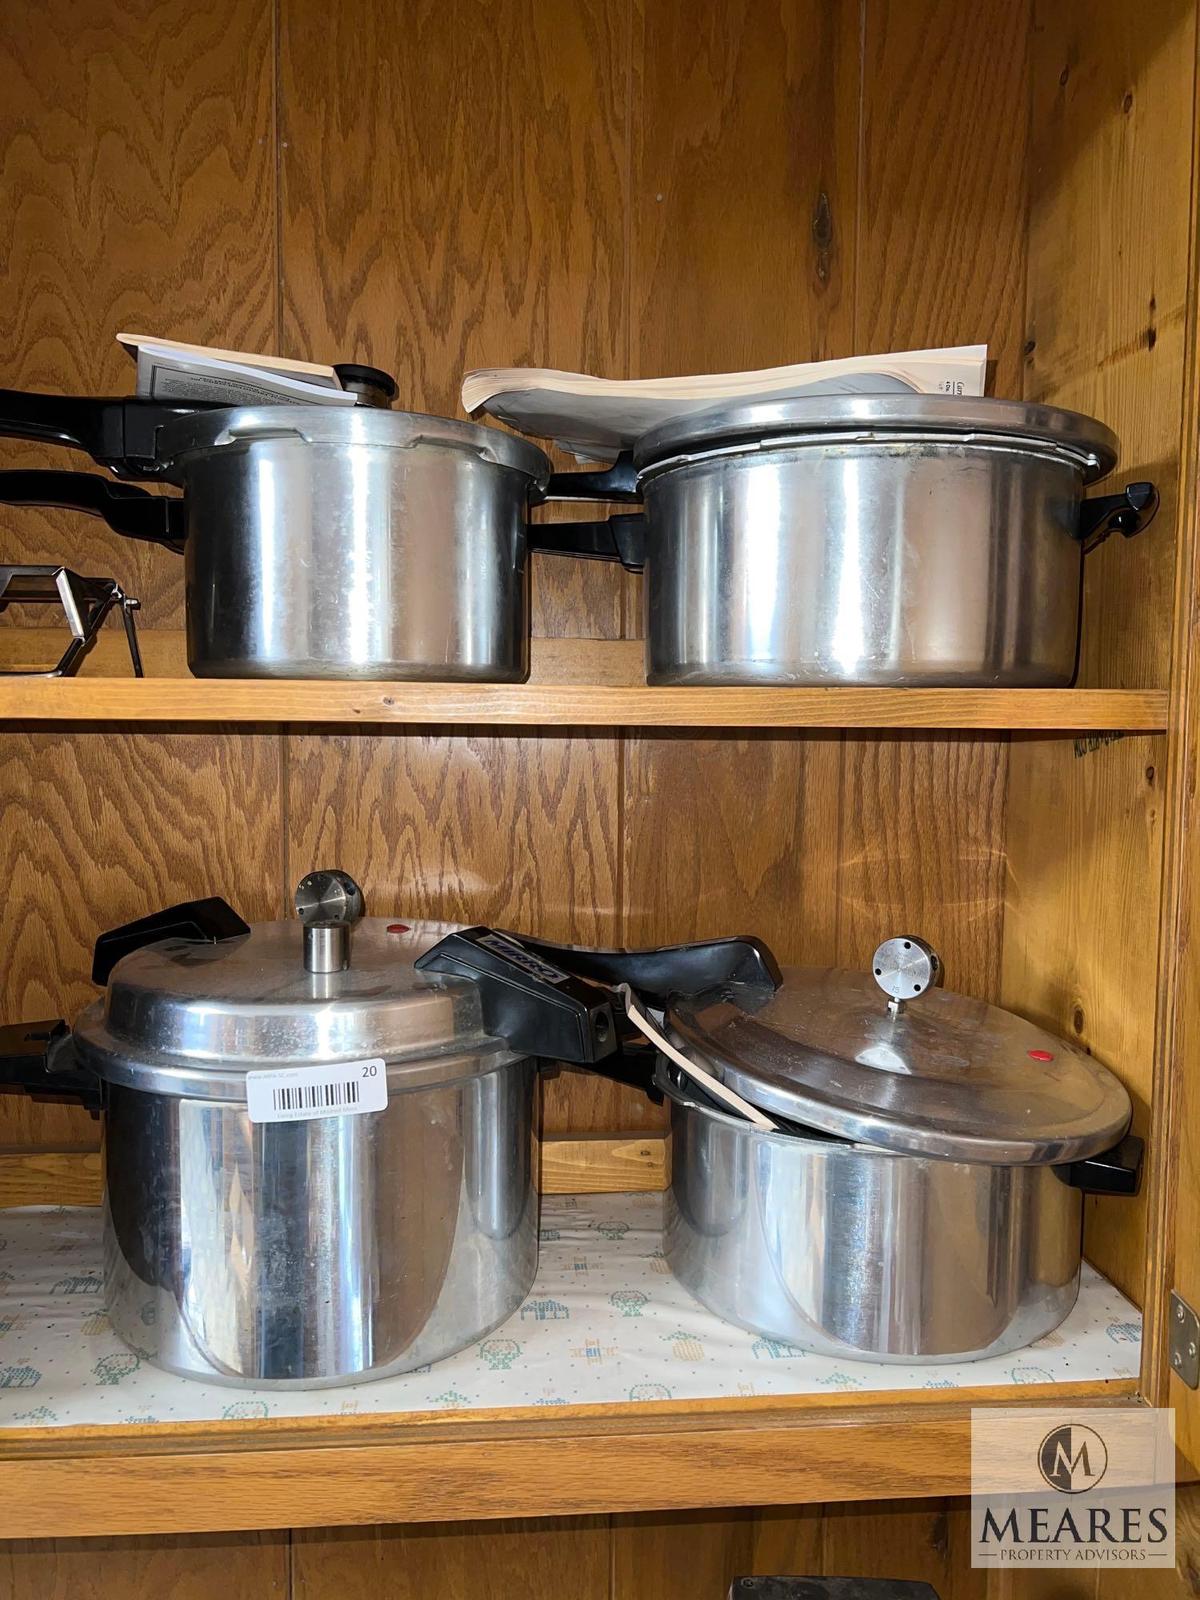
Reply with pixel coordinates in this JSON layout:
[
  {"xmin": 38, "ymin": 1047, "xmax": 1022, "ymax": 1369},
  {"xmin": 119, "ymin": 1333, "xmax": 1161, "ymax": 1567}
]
[{"xmin": 245, "ymin": 1059, "xmax": 388, "ymax": 1123}]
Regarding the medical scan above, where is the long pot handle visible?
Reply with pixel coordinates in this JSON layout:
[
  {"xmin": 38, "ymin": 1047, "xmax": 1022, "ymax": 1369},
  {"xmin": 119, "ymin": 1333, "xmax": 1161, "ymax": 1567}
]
[
  {"xmin": 0, "ymin": 1020, "xmax": 102, "ymax": 1112},
  {"xmin": 415, "ymin": 927, "xmax": 782, "ymax": 1097},
  {"xmin": 500, "ymin": 933, "xmax": 784, "ymax": 1007},
  {"xmin": 1076, "ymin": 481, "xmax": 1158, "ymax": 551},
  {"xmin": 527, "ymin": 513, "xmax": 646, "ymax": 571},
  {"xmin": 92, "ymin": 896, "xmax": 251, "ymax": 985},
  {"xmin": 1061, "ymin": 1132, "xmax": 1144, "ymax": 1195},
  {"xmin": 526, "ymin": 450, "xmax": 646, "ymax": 572},
  {"xmin": 0, "ymin": 470, "xmax": 185, "ymax": 550},
  {"xmin": 414, "ymin": 928, "xmax": 619, "ymax": 1065},
  {"xmin": 0, "ymin": 388, "xmax": 210, "ymax": 476}
]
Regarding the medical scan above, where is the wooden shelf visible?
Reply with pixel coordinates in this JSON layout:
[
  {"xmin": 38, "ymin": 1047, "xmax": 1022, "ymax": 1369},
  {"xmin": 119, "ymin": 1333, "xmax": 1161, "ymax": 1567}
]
[
  {"xmin": 0, "ymin": 1178, "xmax": 1145, "ymax": 1537},
  {"xmin": 0, "ymin": 633, "xmax": 1168, "ymax": 729},
  {"xmin": 0, "ymin": 678, "xmax": 1172, "ymax": 730},
  {"xmin": 0, "ymin": 1384, "xmax": 1143, "ymax": 1539}
]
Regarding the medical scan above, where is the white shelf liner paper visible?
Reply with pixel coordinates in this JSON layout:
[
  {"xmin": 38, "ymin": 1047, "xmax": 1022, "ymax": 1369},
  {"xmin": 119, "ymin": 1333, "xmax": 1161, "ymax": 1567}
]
[{"xmin": 0, "ymin": 1193, "xmax": 1141, "ymax": 1429}]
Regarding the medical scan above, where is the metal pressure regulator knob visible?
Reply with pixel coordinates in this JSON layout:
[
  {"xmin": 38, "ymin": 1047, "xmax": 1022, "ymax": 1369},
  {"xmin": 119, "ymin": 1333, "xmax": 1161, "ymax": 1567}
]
[
  {"xmin": 871, "ymin": 935, "xmax": 941, "ymax": 1017},
  {"xmin": 295, "ymin": 870, "xmax": 366, "ymax": 974}
]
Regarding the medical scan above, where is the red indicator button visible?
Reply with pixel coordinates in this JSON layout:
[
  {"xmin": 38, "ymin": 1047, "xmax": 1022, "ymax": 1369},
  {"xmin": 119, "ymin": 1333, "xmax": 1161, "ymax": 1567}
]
[
  {"xmin": 1027, "ymin": 1049, "xmax": 1054, "ymax": 1062},
  {"xmin": 386, "ymin": 922, "xmax": 410, "ymax": 934}
]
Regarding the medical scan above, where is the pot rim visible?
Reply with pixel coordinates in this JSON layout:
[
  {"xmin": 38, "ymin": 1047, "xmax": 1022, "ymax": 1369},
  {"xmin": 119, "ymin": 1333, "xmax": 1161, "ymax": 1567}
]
[{"xmin": 155, "ymin": 403, "xmax": 553, "ymax": 488}]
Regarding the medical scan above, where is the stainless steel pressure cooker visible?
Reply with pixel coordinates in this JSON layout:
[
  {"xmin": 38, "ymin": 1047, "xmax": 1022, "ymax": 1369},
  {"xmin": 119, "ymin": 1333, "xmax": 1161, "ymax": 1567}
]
[
  {"xmin": 646, "ymin": 935, "xmax": 1141, "ymax": 1362},
  {"xmin": 0, "ymin": 379, "xmax": 632, "ymax": 682},
  {"xmin": 0, "ymin": 875, "xmax": 776, "ymax": 1388},
  {"xmin": 539, "ymin": 395, "xmax": 1161, "ymax": 686}
]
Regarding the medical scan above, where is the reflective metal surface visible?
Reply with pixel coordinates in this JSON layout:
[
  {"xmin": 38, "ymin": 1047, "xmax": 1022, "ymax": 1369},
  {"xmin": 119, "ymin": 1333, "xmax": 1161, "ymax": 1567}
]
[
  {"xmin": 103, "ymin": 1062, "xmax": 538, "ymax": 1387},
  {"xmin": 634, "ymin": 394, "xmax": 1120, "ymax": 472},
  {"xmin": 660, "ymin": 1067, "xmax": 1083, "ymax": 1362},
  {"xmin": 637, "ymin": 436, "xmax": 1102, "ymax": 687},
  {"xmin": 153, "ymin": 406, "xmax": 551, "ymax": 681},
  {"xmin": 78, "ymin": 909, "xmax": 540, "ymax": 1386},
  {"xmin": 668, "ymin": 963, "xmax": 1131, "ymax": 1164},
  {"xmin": 74, "ymin": 918, "xmax": 519, "ymax": 1098}
]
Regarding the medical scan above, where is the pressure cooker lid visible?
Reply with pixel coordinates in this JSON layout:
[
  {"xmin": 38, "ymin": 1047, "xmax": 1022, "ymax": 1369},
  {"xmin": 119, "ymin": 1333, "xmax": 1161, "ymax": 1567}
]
[
  {"xmin": 634, "ymin": 394, "xmax": 1120, "ymax": 481},
  {"xmin": 154, "ymin": 403, "xmax": 552, "ymax": 486},
  {"xmin": 73, "ymin": 913, "xmax": 522, "ymax": 1100},
  {"xmin": 666, "ymin": 936, "xmax": 1132, "ymax": 1163}
]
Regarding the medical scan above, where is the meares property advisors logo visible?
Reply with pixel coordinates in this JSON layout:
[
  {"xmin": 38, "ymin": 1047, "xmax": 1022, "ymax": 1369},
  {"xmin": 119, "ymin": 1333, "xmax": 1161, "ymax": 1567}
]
[
  {"xmin": 971, "ymin": 1407, "xmax": 1175, "ymax": 1568},
  {"xmin": 1038, "ymin": 1423, "xmax": 1109, "ymax": 1493}
]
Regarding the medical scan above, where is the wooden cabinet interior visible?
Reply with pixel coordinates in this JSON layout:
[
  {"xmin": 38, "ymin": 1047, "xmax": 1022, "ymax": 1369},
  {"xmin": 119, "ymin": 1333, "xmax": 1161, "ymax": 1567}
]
[{"xmin": 1, "ymin": 0, "xmax": 1199, "ymax": 1580}]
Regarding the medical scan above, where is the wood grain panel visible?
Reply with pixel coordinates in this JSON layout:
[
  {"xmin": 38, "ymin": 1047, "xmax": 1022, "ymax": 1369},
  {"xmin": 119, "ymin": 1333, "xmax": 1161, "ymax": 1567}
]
[
  {"xmin": 846, "ymin": 0, "xmax": 1032, "ymax": 1011},
  {"xmin": 624, "ymin": 0, "xmax": 858, "ymax": 1124},
  {"xmin": 856, "ymin": 0, "xmax": 1031, "ymax": 398},
  {"xmin": 1024, "ymin": 0, "xmax": 1193, "ymax": 690},
  {"xmin": 1094, "ymin": 1482, "xmax": 1200, "ymax": 1600},
  {"xmin": 0, "ymin": 1530, "xmax": 287, "ymax": 1600},
  {"xmin": 612, "ymin": 1507, "xmax": 822, "ymax": 1600},
  {"xmin": 0, "ymin": 0, "xmax": 276, "ymax": 627},
  {"xmin": 836, "ymin": 735, "xmax": 1009, "ymax": 1000},
  {"xmin": 0, "ymin": 731, "xmax": 282, "ymax": 1143},
  {"xmin": 292, "ymin": 1516, "xmax": 608, "ymax": 1600},
  {"xmin": 282, "ymin": 728, "xmax": 633, "ymax": 1131},
  {"xmin": 1007, "ymin": 0, "xmax": 1197, "ymax": 1319},
  {"xmin": 623, "ymin": 733, "xmax": 843, "ymax": 965},
  {"xmin": 821, "ymin": 1501, "xmax": 986, "ymax": 1600},
  {"xmin": 1003, "ymin": 735, "xmax": 1164, "ymax": 1305},
  {"xmin": 278, "ymin": 0, "xmax": 629, "ymax": 642},
  {"xmin": 278, "ymin": 0, "xmax": 630, "ymax": 1132},
  {"xmin": 632, "ymin": 0, "xmax": 858, "ymax": 374}
]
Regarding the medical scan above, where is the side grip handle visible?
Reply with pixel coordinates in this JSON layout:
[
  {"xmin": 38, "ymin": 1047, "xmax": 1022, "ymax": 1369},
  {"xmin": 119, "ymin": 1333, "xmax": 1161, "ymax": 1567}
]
[
  {"xmin": 92, "ymin": 897, "xmax": 251, "ymax": 985},
  {"xmin": 1062, "ymin": 1133, "xmax": 1144, "ymax": 1196},
  {"xmin": 1077, "ymin": 482, "xmax": 1159, "ymax": 551},
  {"xmin": 537, "ymin": 451, "xmax": 641, "ymax": 504}
]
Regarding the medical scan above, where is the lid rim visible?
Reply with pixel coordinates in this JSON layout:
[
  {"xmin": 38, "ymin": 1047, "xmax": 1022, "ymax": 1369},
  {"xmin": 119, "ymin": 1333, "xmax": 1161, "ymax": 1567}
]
[
  {"xmin": 665, "ymin": 964, "xmax": 1133, "ymax": 1166},
  {"xmin": 634, "ymin": 395, "xmax": 1120, "ymax": 480}
]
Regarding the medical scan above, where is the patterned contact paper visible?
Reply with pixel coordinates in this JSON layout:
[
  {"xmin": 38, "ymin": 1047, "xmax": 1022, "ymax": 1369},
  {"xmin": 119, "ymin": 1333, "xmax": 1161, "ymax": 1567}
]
[{"xmin": 0, "ymin": 1193, "xmax": 1141, "ymax": 1428}]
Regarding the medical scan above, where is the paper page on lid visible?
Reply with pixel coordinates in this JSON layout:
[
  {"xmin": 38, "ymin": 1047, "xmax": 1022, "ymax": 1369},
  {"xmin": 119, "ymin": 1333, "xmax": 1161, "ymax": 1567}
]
[
  {"xmin": 118, "ymin": 334, "xmax": 355, "ymax": 408},
  {"xmin": 463, "ymin": 345, "xmax": 988, "ymax": 458}
]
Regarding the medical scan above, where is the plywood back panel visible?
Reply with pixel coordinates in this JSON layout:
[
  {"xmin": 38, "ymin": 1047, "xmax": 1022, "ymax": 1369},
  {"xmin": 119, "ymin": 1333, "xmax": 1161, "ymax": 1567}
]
[
  {"xmin": 1004, "ymin": 0, "xmax": 1197, "ymax": 1309},
  {"xmin": 0, "ymin": 0, "xmax": 277, "ymax": 627},
  {"xmin": 0, "ymin": 0, "xmax": 1032, "ymax": 1159}
]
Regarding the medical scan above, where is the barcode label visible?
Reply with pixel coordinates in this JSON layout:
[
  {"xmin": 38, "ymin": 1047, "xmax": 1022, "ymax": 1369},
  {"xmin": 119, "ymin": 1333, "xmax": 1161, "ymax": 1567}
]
[{"xmin": 245, "ymin": 1059, "xmax": 388, "ymax": 1124}]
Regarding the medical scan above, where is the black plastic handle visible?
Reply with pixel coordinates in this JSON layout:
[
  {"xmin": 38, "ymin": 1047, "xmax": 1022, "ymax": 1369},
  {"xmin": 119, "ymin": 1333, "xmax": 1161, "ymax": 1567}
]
[
  {"xmin": 1062, "ymin": 1132, "xmax": 1144, "ymax": 1196},
  {"xmin": 528, "ymin": 513, "xmax": 646, "ymax": 572},
  {"xmin": 0, "ymin": 470, "xmax": 185, "ymax": 549},
  {"xmin": 1076, "ymin": 481, "xmax": 1159, "ymax": 550},
  {"xmin": 415, "ymin": 928, "xmax": 619, "ymax": 1064},
  {"xmin": 92, "ymin": 896, "xmax": 251, "ymax": 985},
  {"xmin": 0, "ymin": 1020, "xmax": 102, "ymax": 1112},
  {"xmin": 536, "ymin": 451, "xmax": 641, "ymax": 505},
  {"xmin": 503, "ymin": 934, "xmax": 784, "ymax": 1009},
  {"xmin": 333, "ymin": 364, "xmax": 398, "ymax": 407},
  {"xmin": 0, "ymin": 388, "xmax": 214, "ymax": 477}
]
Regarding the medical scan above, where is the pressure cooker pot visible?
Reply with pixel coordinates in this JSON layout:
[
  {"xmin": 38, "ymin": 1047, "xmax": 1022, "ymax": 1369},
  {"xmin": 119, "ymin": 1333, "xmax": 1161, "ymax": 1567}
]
[
  {"xmin": 0, "ymin": 873, "xmax": 777, "ymax": 1388},
  {"xmin": 540, "ymin": 395, "xmax": 1160, "ymax": 686},
  {"xmin": 647, "ymin": 934, "xmax": 1141, "ymax": 1362},
  {"xmin": 0, "ymin": 380, "xmax": 635, "ymax": 682}
]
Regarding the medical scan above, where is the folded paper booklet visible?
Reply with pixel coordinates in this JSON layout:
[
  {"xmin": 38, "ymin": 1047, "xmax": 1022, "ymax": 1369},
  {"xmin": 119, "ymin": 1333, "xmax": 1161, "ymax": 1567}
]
[
  {"xmin": 117, "ymin": 334, "xmax": 358, "ymax": 408},
  {"xmin": 462, "ymin": 345, "xmax": 988, "ymax": 458}
]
